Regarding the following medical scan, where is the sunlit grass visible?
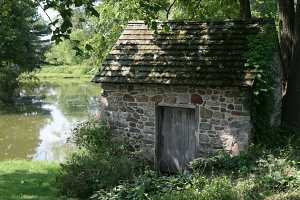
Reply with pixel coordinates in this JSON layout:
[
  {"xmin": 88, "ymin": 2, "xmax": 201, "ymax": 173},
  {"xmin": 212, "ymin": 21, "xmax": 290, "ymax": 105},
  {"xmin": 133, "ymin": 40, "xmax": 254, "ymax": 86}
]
[
  {"xmin": 0, "ymin": 160, "xmax": 68, "ymax": 200},
  {"xmin": 36, "ymin": 65, "xmax": 96, "ymax": 79}
]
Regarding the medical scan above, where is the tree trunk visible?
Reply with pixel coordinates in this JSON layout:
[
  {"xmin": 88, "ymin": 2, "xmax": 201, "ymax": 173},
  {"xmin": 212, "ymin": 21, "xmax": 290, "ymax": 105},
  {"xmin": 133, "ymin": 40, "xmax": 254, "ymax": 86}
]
[
  {"xmin": 277, "ymin": 0, "xmax": 295, "ymax": 80},
  {"xmin": 282, "ymin": 0, "xmax": 300, "ymax": 128},
  {"xmin": 239, "ymin": 0, "xmax": 251, "ymax": 20}
]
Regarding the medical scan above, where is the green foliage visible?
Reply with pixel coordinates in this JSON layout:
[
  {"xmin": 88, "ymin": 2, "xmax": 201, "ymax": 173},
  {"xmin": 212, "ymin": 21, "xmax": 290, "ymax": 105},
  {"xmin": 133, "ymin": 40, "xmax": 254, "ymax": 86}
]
[
  {"xmin": 0, "ymin": 65, "xmax": 19, "ymax": 102},
  {"xmin": 257, "ymin": 154, "xmax": 300, "ymax": 191},
  {"xmin": 173, "ymin": 0, "xmax": 239, "ymax": 20},
  {"xmin": 93, "ymin": 143, "xmax": 300, "ymax": 200},
  {"xmin": 250, "ymin": 0, "xmax": 278, "ymax": 18},
  {"xmin": 190, "ymin": 146, "xmax": 261, "ymax": 176},
  {"xmin": 244, "ymin": 24, "xmax": 278, "ymax": 98},
  {"xmin": 83, "ymin": 1, "xmax": 143, "ymax": 67},
  {"xmin": 42, "ymin": 0, "xmax": 99, "ymax": 42},
  {"xmin": 37, "ymin": 65, "xmax": 93, "ymax": 79},
  {"xmin": 43, "ymin": 0, "xmax": 277, "ymax": 72},
  {"xmin": 0, "ymin": 0, "xmax": 49, "ymax": 102},
  {"xmin": 58, "ymin": 120, "xmax": 139, "ymax": 199},
  {"xmin": 45, "ymin": 1, "xmax": 143, "ymax": 68},
  {"xmin": 198, "ymin": 177, "xmax": 238, "ymax": 200},
  {"xmin": 71, "ymin": 120, "xmax": 112, "ymax": 154},
  {"xmin": 254, "ymin": 127, "xmax": 300, "ymax": 149},
  {"xmin": 91, "ymin": 171, "xmax": 207, "ymax": 200},
  {"xmin": 243, "ymin": 23, "xmax": 278, "ymax": 131},
  {"xmin": 45, "ymin": 40, "xmax": 82, "ymax": 65}
]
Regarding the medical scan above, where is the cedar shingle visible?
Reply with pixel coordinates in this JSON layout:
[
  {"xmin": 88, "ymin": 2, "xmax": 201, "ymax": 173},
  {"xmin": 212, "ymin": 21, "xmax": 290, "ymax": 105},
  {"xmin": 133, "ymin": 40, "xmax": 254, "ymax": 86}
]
[{"xmin": 93, "ymin": 20, "xmax": 275, "ymax": 86}]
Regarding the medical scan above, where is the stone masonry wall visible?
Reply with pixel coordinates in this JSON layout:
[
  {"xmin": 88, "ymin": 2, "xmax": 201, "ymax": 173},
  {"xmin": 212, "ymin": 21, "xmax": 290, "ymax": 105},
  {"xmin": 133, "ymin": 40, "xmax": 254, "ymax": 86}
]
[{"xmin": 99, "ymin": 84, "xmax": 252, "ymax": 162}]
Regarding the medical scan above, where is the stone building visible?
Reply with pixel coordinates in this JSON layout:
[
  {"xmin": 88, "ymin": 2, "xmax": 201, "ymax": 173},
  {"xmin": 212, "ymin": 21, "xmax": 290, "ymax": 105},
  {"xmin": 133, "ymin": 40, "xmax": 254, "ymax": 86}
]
[{"xmin": 93, "ymin": 20, "xmax": 281, "ymax": 172}]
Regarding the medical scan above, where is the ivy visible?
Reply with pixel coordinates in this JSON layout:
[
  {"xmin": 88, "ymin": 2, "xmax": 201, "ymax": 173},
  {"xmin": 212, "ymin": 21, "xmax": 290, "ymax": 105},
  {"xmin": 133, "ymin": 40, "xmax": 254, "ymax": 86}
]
[{"xmin": 243, "ymin": 22, "xmax": 279, "ymax": 130}]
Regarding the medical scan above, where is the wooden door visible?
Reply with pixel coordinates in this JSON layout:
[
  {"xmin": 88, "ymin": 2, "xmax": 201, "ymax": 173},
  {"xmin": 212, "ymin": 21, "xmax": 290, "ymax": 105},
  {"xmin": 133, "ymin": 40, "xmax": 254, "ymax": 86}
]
[{"xmin": 157, "ymin": 106, "xmax": 196, "ymax": 172}]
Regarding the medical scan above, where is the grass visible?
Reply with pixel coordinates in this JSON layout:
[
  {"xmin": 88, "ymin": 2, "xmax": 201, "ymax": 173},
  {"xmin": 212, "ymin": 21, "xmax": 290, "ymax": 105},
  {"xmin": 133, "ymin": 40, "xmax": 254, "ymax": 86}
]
[
  {"xmin": 36, "ymin": 65, "xmax": 96, "ymax": 79},
  {"xmin": 0, "ymin": 160, "xmax": 69, "ymax": 200}
]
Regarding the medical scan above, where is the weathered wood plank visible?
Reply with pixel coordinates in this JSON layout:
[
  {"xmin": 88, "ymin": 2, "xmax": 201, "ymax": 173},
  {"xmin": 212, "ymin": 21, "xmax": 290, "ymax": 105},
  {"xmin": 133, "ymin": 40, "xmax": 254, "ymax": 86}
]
[
  {"xmin": 158, "ymin": 107, "xmax": 196, "ymax": 172},
  {"xmin": 101, "ymin": 68, "xmax": 253, "ymax": 73},
  {"xmin": 103, "ymin": 65, "xmax": 245, "ymax": 70},
  {"xmin": 109, "ymin": 49, "xmax": 246, "ymax": 55},
  {"xmin": 126, "ymin": 20, "xmax": 270, "ymax": 30},
  {"xmin": 102, "ymin": 58, "xmax": 245, "ymax": 66},
  {"xmin": 116, "ymin": 39, "xmax": 246, "ymax": 45},
  {"xmin": 122, "ymin": 29, "xmax": 259, "ymax": 35},
  {"xmin": 107, "ymin": 51, "xmax": 243, "ymax": 60},
  {"xmin": 94, "ymin": 20, "xmax": 275, "ymax": 86},
  {"xmin": 119, "ymin": 34, "xmax": 248, "ymax": 40},
  {"xmin": 113, "ymin": 44, "xmax": 245, "ymax": 50}
]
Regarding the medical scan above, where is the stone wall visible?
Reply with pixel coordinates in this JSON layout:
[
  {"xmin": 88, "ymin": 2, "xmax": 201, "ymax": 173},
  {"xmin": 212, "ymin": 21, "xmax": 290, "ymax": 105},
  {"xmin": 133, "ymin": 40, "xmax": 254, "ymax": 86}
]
[{"xmin": 99, "ymin": 84, "xmax": 252, "ymax": 161}]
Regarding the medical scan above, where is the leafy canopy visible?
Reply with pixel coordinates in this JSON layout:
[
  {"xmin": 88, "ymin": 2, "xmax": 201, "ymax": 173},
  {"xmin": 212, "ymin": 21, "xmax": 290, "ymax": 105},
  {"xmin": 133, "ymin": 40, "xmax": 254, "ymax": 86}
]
[{"xmin": 0, "ymin": 0, "xmax": 49, "ymax": 102}]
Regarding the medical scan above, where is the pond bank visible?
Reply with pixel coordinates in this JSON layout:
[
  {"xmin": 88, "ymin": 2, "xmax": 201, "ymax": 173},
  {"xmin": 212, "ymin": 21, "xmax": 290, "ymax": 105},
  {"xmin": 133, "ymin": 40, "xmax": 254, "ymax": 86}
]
[{"xmin": 36, "ymin": 65, "xmax": 95, "ymax": 79}]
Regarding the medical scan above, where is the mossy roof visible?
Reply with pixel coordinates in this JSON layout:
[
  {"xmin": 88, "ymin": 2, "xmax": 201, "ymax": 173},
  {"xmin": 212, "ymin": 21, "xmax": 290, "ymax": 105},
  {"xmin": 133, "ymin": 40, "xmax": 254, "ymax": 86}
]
[{"xmin": 93, "ymin": 19, "xmax": 274, "ymax": 86}]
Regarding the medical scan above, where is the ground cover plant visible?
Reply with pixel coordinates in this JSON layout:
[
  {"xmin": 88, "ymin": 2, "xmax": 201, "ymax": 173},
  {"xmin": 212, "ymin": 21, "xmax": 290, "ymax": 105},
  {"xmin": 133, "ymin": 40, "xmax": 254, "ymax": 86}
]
[
  {"xmin": 57, "ymin": 120, "xmax": 143, "ymax": 199},
  {"xmin": 58, "ymin": 119, "xmax": 300, "ymax": 200}
]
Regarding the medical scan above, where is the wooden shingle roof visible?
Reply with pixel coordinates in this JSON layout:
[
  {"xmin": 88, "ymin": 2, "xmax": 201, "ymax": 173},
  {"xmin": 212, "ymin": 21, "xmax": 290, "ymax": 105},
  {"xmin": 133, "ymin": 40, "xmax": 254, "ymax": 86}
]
[{"xmin": 93, "ymin": 20, "xmax": 274, "ymax": 86}]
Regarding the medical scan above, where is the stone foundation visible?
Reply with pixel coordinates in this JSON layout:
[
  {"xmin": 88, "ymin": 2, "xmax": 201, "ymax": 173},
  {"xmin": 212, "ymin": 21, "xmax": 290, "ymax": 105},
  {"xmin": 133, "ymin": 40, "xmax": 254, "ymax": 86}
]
[{"xmin": 100, "ymin": 84, "xmax": 252, "ymax": 161}]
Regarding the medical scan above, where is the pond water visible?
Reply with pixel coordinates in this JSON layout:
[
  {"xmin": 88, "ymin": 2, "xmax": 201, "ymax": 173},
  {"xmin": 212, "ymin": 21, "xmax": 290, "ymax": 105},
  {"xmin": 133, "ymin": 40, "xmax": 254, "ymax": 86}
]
[{"xmin": 0, "ymin": 79, "xmax": 100, "ymax": 161}]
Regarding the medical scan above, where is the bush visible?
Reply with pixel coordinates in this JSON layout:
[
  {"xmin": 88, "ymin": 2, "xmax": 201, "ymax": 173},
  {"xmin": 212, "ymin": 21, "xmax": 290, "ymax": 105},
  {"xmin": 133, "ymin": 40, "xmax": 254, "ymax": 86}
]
[
  {"xmin": 190, "ymin": 146, "xmax": 262, "ymax": 176},
  {"xmin": 57, "ymin": 120, "xmax": 139, "ymax": 199},
  {"xmin": 160, "ymin": 177, "xmax": 238, "ymax": 200},
  {"xmin": 92, "ymin": 172, "xmax": 239, "ymax": 200},
  {"xmin": 199, "ymin": 177, "xmax": 238, "ymax": 200},
  {"xmin": 59, "ymin": 122, "xmax": 300, "ymax": 200},
  {"xmin": 257, "ymin": 154, "xmax": 300, "ymax": 191},
  {"xmin": 91, "ymin": 170, "xmax": 204, "ymax": 200}
]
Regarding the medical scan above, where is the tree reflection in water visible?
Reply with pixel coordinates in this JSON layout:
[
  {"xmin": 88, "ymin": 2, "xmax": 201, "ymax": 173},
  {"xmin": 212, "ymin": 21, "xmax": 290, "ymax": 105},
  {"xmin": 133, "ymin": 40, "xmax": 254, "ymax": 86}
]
[{"xmin": 0, "ymin": 80, "xmax": 100, "ymax": 161}]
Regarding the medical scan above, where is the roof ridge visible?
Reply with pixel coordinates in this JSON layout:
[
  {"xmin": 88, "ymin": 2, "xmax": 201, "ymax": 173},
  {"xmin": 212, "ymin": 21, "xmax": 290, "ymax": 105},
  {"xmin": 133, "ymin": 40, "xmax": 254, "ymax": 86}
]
[{"xmin": 128, "ymin": 18, "xmax": 275, "ymax": 25}]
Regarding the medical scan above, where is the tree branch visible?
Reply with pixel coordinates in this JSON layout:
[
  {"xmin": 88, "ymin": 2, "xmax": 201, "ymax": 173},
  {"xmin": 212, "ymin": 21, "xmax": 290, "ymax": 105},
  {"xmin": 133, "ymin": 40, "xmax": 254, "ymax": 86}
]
[
  {"xmin": 166, "ymin": 0, "xmax": 177, "ymax": 20},
  {"xmin": 35, "ymin": 0, "xmax": 53, "ymax": 23}
]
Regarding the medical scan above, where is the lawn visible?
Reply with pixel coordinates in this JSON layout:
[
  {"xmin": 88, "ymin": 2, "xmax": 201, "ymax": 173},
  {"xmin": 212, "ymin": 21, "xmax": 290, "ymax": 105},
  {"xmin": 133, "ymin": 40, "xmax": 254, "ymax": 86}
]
[
  {"xmin": 0, "ymin": 160, "xmax": 68, "ymax": 200},
  {"xmin": 36, "ymin": 65, "xmax": 95, "ymax": 79}
]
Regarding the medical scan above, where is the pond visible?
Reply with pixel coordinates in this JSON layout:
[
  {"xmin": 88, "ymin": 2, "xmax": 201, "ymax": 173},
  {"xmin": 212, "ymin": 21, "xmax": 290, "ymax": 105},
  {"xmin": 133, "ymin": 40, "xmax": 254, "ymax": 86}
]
[{"xmin": 0, "ymin": 79, "xmax": 100, "ymax": 161}]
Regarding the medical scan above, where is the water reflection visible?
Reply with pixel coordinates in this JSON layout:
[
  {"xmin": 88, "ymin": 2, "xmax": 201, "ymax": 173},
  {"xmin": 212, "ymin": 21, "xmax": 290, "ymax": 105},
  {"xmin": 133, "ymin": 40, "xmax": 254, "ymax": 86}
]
[{"xmin": 0, "ymin": 79, "xmax": 100, "ymax": 161}]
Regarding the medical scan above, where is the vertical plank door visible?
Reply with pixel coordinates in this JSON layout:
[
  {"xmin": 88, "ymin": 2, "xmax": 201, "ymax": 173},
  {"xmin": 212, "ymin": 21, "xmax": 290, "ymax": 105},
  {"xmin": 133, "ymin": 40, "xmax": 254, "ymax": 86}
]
[{"xmin": 157, "ymin": 106, "xmax": 196, "ymax": 173}]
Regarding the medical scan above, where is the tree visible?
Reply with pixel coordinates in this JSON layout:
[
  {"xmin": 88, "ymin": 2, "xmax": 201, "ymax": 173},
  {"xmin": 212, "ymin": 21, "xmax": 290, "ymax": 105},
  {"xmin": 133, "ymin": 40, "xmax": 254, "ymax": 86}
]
[
  {"xmin": 239, "ymin": 0, "xmax": 251, "ymax": 19},
  {"xmin": 0, "ymin": 0, "xmax": 49, "ymax": 102},
  {"xmin": 42, "ymin": 0, "xmax": 300, "ymax": 128},
  {"xmin": 280, "ymin": 0, "xmax": 300, "ymax": 128}
]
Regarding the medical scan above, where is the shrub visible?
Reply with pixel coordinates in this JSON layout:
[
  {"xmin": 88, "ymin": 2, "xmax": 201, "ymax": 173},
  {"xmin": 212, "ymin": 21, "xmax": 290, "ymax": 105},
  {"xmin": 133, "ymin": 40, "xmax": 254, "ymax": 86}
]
[
  {"xmin": 59, "ymin": 122, "xmax": 300, "ymax": 200},
  {"xmin": 91, "ymin": 170, "xmax": 208, "ymax": 200},
  {"xmin": 257, "ymin": 154, "xmax": 300, "ymax": 192},
  {"xmin": 190, "ymin": 146, "xmax": 262, "ymax": 176},
  {"xmin": 92, "ymin": 173, "xmax": 239, "ymax": 200},
  {"xmin": 58, "ymin": 120, "xmax": 138, "ymax": 199},
  {"xmin": 199, "ymin": 177, "xmax": 238, "ymax": 200}
]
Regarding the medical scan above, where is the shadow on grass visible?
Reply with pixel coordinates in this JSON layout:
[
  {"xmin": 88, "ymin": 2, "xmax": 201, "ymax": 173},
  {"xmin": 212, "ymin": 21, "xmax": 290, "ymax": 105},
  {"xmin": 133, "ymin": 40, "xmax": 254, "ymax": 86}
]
[{"xmin": 0, "ymin": 168, "xmax": 65, "ymax": 200}]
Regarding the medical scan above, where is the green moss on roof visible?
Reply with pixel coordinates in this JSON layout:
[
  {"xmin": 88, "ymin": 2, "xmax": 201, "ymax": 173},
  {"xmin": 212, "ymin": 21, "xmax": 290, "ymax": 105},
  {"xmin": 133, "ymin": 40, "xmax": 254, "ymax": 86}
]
[{"xmin": 93, "ymin": 20, "xmax": 276, "ymax": 86}]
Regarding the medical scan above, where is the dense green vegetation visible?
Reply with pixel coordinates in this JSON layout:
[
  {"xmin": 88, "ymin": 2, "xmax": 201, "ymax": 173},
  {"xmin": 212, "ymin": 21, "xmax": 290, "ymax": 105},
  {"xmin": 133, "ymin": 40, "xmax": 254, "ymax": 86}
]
[
  {"xmin": 58, "ymin": 120, "xmax": 141, "ymax": 199},
  {"xmin": 1, "ymin": 123, "xmax": 299, "ymax": 200},
  {"xmin": 36, "ymin": 65, "xmax": 94, "ymax": 79},
  {"xmin": 1, "ymin": 0, "xmax": 300, "ymax": 200},
  {"xmin": 59, "ymin": 120, "xmax": 300, "ymax": 200},
  {"xmin": 0, "ymin": 160, "xmax": 62, "ymax": 200},
  {"xmin": 0, "ymin": 0, "xmax": 49, "ymax": 103}
]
